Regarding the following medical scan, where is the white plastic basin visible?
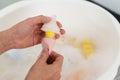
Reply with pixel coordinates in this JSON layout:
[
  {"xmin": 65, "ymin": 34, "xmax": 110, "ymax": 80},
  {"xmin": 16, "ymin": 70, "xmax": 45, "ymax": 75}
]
[{"xmin": 0, "ymin": 0, "xmax": 120, "ymax": 80}]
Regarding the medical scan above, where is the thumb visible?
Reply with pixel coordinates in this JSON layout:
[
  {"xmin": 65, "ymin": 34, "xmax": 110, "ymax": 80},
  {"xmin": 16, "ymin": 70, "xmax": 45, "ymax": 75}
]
[
  {"xmin": 51, "ymin": 52, "xmax": 64, "ymax": 67},
  {"xmin": 36, "ymin": 49, "xmax": 49, "ymax": 64},
  {"xmin": 33, "ymin": 15, "xmax": 51, "ymax": 24}
]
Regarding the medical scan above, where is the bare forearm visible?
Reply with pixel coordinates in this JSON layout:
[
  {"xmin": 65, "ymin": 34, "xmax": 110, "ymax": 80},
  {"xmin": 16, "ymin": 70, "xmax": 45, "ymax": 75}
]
[{"xmin": 0, "ymin": 30, "xmax": 14, "ymax": 54}]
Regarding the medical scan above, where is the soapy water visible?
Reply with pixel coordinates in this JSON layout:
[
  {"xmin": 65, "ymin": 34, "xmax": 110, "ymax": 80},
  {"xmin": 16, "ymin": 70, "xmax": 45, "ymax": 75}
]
[
  {"xmin": 0, "ymin": 0, "xmax": 119, "ymax": 79},
  {"xmin": 0, "ymin": 35, "xmax": 117, "ymax": 80},
  {"xmin": 55, "ymin": 35, "xmax": 117, "ymax": 80}
]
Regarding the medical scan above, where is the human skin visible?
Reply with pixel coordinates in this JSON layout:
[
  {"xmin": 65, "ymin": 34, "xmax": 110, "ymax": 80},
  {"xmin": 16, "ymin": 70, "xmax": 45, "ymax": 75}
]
[
  {"xmin": 0, "ymin": 15, "xmax": 65, "ymax": 80},
  {"xmin": 26, "ymin": 49, "xmax": 63, "ymax": 80},
  {"xmin": 0, "ymin": 15, "xmax": 65, "ymax": 54}
]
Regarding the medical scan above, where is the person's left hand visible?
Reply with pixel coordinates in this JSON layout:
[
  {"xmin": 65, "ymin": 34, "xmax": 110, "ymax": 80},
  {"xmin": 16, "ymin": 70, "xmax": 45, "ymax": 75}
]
[{"xmin": 6, "ymin": 15, "xmax": 65, "ymax": 49}]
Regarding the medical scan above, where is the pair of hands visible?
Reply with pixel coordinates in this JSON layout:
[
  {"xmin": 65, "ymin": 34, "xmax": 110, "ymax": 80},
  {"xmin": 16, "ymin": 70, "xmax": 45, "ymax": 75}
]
[{"xmin": 0, "ymin": 15, "xmax": 65, "ymax": 80}]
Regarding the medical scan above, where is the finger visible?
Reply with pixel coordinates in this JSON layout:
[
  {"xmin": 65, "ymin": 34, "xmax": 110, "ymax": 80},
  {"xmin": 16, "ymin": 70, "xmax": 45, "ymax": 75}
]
[
  {"xmin": 55, "ymin": 29, "xmax": 65, "ymax": 39},
  {"xmin": 37, "ymin": 23, "xmax": 44, "ymax": 29},
  {"xmin": 47, "ymin": 54, "xmax": 56, "ymax": 64},
  {"xmin": 55, "ymin": 34, "xmax": 60, "ymax": 39},
  {"xmin": 36, "ymin": 49, "xmax": 49, "ymax": 64},
  {"xmin": 33, "ymin": 15, "xmax": 51, "ymax": 24},
  {"xmin": 47, "ymin": 51, "xmax": 62, "ymax": 64},
  {"xmin": 51, "ymin": 51, "xmax": 64, "ymax": 67},
  {"xmin": 60, "ymin": 29, "xmax": 65, "ymax": 34},
  {"xmin": 56, "ymin": 21, "xmax": 62, "ymax": 28},
  {"xmin": 33, "ymin": 30, "xmax": 45, "ymax": 45},
  {"xmin": 33, "ymin": 30, "xmax": 41, "ymax": 45},
  {"xmin": 56, "ymin": 21, "xmax": 65, "ymax": 38},
  {"xmin": 47, "ymin": 51, "xmax": 58, "ymax": 64},
  {"xmin": 51, "ymin": 51, "xmax": 62, "ymax": 58}
]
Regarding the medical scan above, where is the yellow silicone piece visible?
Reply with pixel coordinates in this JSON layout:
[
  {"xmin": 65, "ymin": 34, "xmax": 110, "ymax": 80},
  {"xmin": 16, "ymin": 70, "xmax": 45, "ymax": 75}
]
[
  {"xmin": 45, "ymin": 31, "xmax": 55, "ymax": 38},
  {"xmin": 81, "ymin": 40, "xmax": 94, "ymax": 59},
  {"xmin": 82, "ymin": 40, "xmax": 91, "ymax": 45}
]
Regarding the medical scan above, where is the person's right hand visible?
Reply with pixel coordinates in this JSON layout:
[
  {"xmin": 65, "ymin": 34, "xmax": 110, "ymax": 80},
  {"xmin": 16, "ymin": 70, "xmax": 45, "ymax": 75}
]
[{"xmin": 25, "ymin": 49, "xmax": 63, "ymax": 80}]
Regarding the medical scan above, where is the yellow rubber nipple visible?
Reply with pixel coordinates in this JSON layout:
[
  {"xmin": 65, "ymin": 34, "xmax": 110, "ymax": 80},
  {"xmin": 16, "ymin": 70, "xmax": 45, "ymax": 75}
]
[{"xmin": 45, "ymin": 31, "xmax": 55, "ymax": 38}]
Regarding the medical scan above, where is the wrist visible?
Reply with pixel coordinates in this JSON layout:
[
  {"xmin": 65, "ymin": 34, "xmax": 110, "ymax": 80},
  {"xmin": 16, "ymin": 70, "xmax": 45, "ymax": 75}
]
[{"xmin": 0, "ymin": 30, "xmax": 15, "ymax": 54}]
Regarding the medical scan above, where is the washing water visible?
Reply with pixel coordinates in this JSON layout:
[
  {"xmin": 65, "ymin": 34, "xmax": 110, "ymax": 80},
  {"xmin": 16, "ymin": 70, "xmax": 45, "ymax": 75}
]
[{"xmin": 0, "ymin": 0, "xmax": 119, "ymax": 80}]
